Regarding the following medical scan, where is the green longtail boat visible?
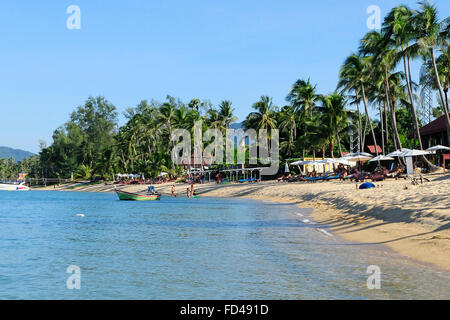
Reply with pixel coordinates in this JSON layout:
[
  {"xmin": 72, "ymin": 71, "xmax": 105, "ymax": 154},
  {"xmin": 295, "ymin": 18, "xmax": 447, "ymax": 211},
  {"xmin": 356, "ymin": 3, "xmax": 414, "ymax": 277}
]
[{"xmin": 116, "ymin": 189, "xmax": 161, "ymax": 201}]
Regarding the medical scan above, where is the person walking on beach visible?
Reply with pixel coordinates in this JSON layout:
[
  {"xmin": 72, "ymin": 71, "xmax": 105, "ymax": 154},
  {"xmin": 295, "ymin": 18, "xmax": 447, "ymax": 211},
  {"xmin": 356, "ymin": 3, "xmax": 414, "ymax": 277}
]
[{"xmin": 171, "ymin": 184, "xmax": 176, "ymax": 197}]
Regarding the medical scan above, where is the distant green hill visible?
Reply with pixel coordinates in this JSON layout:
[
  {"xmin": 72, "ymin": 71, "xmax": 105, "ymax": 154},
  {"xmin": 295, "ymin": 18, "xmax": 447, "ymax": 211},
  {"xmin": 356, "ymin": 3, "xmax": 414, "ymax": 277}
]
[{"xmin": 0, "ymin": 146, "xmax": 35, "ymax": 162}]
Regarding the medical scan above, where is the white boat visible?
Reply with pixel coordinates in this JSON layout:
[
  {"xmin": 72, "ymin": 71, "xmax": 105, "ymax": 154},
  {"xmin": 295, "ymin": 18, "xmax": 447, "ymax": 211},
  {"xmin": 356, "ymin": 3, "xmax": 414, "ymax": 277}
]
[{"xmin": 0, "ymin": 182, "xmax": 30, "ymax": 191}]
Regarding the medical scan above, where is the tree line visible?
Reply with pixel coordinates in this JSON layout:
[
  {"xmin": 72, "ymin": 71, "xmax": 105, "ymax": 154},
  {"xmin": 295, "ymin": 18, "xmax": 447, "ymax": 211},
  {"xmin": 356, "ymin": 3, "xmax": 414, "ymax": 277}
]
[{"xmin": 1, "ymin": 1, "xmax": 448, "ymax": 181}]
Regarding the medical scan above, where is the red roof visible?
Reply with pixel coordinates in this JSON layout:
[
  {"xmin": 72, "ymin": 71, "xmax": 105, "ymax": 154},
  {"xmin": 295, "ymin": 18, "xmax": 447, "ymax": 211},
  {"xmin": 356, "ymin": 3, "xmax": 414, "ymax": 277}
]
[
  {"xmin": 419, "ymin": 115, "xmax": 447, "ymax": 136},
  {"xmin": 367, "ymin": 145, "xmax": 382, "ymax": 153}
]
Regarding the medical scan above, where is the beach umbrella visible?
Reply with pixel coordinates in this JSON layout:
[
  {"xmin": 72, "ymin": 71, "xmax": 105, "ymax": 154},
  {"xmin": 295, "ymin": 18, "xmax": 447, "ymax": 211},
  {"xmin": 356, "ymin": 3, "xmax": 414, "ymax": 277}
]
[
  {"xmin": 342, "ymin": 152, "xmax": 373, "ymax": 158},
  {"xmin": 386, "ymin": 148, "xmax": 412, "ymax": 157},
  {"xmin": 399, "ymin": 149, "xmax": 434, "ymax": 157},
  {"xmin": 345, "ymin": 155, "xmax": 373, "ymax": 162},
  {"xmin": 369, "ymin": 155, "xmax": 395, "ymax": 162},
  {"xmin": 334, "ymin": 158, "xmax": 354, "ymax": 166},
  {"xmin": 427, "ymin": 145, "xmax": 450, "ymax": 151},
  {"xmin": 284, "ymin": 162, "xmax": 290, "ymax": 173},
  {"xmin": 290, "ymin": 160, "xmax": 312, "ymax": 166}
]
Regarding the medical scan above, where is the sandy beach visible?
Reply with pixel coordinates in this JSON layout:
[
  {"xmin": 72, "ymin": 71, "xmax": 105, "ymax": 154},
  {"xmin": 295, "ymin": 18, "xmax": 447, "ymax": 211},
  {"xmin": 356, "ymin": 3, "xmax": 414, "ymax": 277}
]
[{"xmin": 42, "ymin": 174, "xmax": 450, "ymax": 270}]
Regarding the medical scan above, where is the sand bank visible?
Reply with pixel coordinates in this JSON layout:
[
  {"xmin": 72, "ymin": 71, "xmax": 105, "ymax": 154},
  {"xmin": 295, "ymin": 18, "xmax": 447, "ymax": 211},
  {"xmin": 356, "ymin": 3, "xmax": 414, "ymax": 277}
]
[{"xmin": 41, "ymin": 174, "xmax": 450, "ymax": 270}]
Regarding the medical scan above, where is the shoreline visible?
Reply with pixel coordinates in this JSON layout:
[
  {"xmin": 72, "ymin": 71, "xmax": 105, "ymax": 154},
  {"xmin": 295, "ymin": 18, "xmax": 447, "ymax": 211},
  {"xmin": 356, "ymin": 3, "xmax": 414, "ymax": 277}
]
[{"xmin": 39, "ymin": 174, "xmax": 450, "ymax": 270}]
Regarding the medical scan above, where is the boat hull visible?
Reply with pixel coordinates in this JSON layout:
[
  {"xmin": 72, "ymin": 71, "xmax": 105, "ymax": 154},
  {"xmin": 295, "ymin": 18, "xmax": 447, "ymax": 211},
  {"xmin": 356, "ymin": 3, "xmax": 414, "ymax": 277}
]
[
  {"xmin": 116, "ymin": 190, "xmax": 161, "ymax": 201},
  {"xmin": 0, "ymin": 183, "xmax": 30, "ymax": 191}
]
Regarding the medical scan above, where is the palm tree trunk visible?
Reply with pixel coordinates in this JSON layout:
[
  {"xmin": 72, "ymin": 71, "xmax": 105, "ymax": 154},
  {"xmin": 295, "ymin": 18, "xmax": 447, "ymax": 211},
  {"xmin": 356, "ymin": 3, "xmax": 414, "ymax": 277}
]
[
  {"xmin": 361, "ymin": 82, "xmax": 379, "ymax": 160},
  {"xmin": 355, "ymin": 93, "xmax": 363, "ymax": 153},
  {"xmin": 330, "ymin": 138, "xmax": 334, "ymax": 158},
  {"xmin": 362, "ymin": 111, "xmax": 369, "ymax": 151},
  {"xmin": 445, "ymin": 88, "xmax": 448, "ymax": 113},
  {"xmin": 430, "ymin": 48, "xmax": 450, "ymax": 146},
  {"xmin": 384, "ymin": 67, "xmax": 402, "ymax": 149},
  {"xmin": 384, "ymin": 102, "xmax": 389, "ymax": 153},
  {"xmin": 404, "ymin": 55, "xmax": 436, "ymax": 168},
  {"xmin": 335, "ymin": 127, "xmax": 343, "ymax": 157},
  {"xmin": 391, "ymin": 97, "xmax": 402, "ymax": 150},
  {"xmin": 379, "ymin": 102, "xmax": 385, "ymax": 155},
  {"xmin": 403, "ymin": 55, "xmax": 423, "ymax": 149}
]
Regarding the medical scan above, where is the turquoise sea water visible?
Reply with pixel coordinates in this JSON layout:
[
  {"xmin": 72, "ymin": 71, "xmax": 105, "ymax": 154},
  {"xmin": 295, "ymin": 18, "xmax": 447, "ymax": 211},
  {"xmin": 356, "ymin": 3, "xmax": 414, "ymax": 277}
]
[{"xmin": 0, "ymin": 191, "xmax": 449, "ymax": 300}]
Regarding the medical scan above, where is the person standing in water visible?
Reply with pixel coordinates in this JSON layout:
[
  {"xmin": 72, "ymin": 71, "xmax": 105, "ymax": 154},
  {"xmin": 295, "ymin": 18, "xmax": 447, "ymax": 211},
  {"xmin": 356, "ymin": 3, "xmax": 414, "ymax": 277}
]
[
  {"xmin": 171, "ymin": 184, "xmax": 176, "ymax": 197},
  {"xmin": 190, "ymin": 183, "xmax": 195, "ymax": 197},
  {"xmin": 186, "ymin": 187, "xmax": 191, "ymax": 198}
]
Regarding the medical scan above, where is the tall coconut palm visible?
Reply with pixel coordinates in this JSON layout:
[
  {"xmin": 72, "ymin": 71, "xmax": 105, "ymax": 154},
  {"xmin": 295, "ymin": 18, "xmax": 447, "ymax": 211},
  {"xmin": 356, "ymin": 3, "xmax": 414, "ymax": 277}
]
[
  {"xmin": 383, "ymin": 5, "xmax": 427, "ymax": 151},
  {"xmin": 435, "ymin": 46, "xmax": 449, "ymax": 110},
  {"xmin": 279, "ymin": 105, "xmax": 297, "ymax": 150},
  {"xmin": 414, "ymin": 1, "xmax": 450, "ymax": 145},
  {"xmin": 338, "ymin": 54, "xmax": 379, "ymax": 157},
  {"xmin": 287, "ymin": 78, "xmax": 320, "ymax": 158},
  {"xmin": 317, "ymin": 93, "xmax": 348, "ymax": 157},
  {"xmin": 206, "ymin": 108, "xmax": 222, "ymax": 130},
  {"xmin": 360, "ymin": 30, "xmax": 404, "ymax": 152},
  {"xmin": 218, "ymin": 100, "xmax": 237, "ymax": 129},
  {"xmin": 159, "ymin": 102, "xmax": 177, "ymax": 141},
  {"xmin": 337, "ymin": 62, "xmax": 365, "ymax": 152},
  {"xmin": 286, "ymin": 78, "xmax": 319, "ymax": 119},
  {"xmin": 279, "ymin": 106, "xmax": 297, "ymax": 157},
  {"xmin": 244, "ymin": 96, "xmax": 278, "ymax": 130}
]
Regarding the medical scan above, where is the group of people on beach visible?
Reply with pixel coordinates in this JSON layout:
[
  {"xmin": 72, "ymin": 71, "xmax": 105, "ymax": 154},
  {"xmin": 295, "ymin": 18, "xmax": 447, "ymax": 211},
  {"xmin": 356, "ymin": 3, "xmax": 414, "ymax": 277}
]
[
  {"xmin": 277, "ymin": 162, "xmax": 411, "ymax": 183},
  {"xmin": 170, "ymin": 183, "xmax": 196, "ymax": 198}
]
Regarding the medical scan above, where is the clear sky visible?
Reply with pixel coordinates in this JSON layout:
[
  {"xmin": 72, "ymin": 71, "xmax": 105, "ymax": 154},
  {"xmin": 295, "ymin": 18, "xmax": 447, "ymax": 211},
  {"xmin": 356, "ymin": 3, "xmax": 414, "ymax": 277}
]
[{"xmin": 1, "ymin": 0, "xmax": 448, "ymax": 153}]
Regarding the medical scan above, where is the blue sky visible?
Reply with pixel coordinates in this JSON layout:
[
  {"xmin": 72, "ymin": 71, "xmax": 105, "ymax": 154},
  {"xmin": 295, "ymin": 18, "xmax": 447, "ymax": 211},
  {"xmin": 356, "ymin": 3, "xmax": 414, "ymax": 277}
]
[{"xmin": 1, "ymin": 0, "xmax": 448, "ymax": 153}]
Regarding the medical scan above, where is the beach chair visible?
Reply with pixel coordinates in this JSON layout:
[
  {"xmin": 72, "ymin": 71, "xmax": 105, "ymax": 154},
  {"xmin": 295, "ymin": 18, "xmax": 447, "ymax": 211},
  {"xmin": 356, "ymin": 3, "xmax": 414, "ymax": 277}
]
[{"xmin": 325, "ymin": 174, "xmax": 342, "ymax": 180}]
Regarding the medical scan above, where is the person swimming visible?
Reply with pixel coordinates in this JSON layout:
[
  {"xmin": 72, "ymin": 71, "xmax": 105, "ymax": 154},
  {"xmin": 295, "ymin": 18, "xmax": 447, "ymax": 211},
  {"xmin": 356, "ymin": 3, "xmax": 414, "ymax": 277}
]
[{"xmin": 186, "ymin": 187, "xmax": 191, "ymax": 198}]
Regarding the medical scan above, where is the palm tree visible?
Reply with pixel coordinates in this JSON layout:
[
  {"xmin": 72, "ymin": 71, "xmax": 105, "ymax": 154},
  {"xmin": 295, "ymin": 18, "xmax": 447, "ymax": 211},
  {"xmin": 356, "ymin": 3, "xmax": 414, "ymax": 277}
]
[
  {"xmin": 286, "ymin": 78, "xmax": 319, "ymax": 119},
  {"xmin": 317, "ymin": 93, "xmax": 348, "ymax": 157},
  {"xmin": 338, "ymin": 54, "xmax": 379, "ymax": 157},
  {"xmin": 414, "ymin": 1, "xmax": 450, "ymax": 145},
  {"xmin": 435, "ymin": 46, "xmax": 449, "ymax": 110},
  {"xmin": 159, "ymin": 102, "xmax": 177, "ymax": 142},
  {"xmin": 287, "ymin": 78, "xmax": 320, "ymax": 158},
  {"xmin": 383, "ymin": 5, "xmax": 427, "ymax": 151},
  {"xmin": 244, "ymin": 96, "xmax": 278, "ymax": 130},
  {"xmin": 206, "ymin": 108, "xmax": 222, "ymax": 130},
  {"xmin": 360, "ymin": 30, "xmax": 404, "ymax": 152},
  {"xmin": 279, "ymin": 105, "xmax": 297, "ymax": 152},
  {"xmin": 218, "ymin": 100, "xmax": 237, "ymax": 129},
  {"xmin": 337, "ymin": 61, "xmax": 364, "ymax": 152}
]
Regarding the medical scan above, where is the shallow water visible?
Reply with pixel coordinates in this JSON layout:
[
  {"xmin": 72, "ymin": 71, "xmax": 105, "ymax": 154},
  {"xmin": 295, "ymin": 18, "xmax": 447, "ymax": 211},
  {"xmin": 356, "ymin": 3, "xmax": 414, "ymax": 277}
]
[{"xmin": 0, "ymin": 191, "xmax": 449, "ymax": 299}]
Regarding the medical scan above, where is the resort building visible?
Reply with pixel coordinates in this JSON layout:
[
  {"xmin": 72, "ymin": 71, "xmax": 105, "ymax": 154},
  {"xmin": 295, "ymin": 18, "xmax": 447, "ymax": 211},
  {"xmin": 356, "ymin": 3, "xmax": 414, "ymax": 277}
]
[{"xmin": 417, "ymin": 115, "xmax": 449, "ymax": 149}]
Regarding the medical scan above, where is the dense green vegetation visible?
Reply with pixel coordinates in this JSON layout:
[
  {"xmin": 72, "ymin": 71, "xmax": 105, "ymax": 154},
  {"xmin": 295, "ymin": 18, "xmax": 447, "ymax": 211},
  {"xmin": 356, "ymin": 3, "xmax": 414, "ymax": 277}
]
[{"xmin": 1, "ymin": 2, "xmax": 448, "ymax": 181}]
